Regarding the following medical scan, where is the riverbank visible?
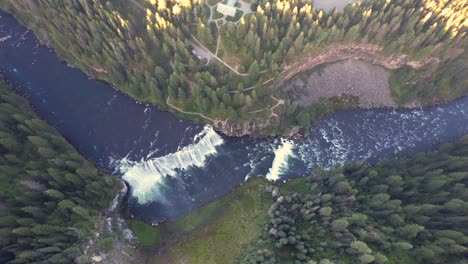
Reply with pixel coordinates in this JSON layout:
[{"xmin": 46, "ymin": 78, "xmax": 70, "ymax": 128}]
[
  {"xmin": 112, "ymin": 135, "xmax": 468, "ymax": 263},
  {"xmin": 3, "ymin": 1, "xmax": 466, "ymax": 138},
  {"xmin": 128, "ymin": 177, "xmax": 278, "ymax": 263},
  {"xmin": 79, "ymin": 176, "xmax": 281, "ymax": 263},
  {"xmin": 81, "ymin": 179, "xmax": 139, "ymax": 263},
  {"xmin": 279, "ymin": 42, "xmax": 438, "ymax": 110},
  {"xmin": 0, "ymin": 77, "xmax": 122, "ymax": 263},
  {"xmin": 2, "ymin": 9, "xmax": 468, "ymax": 263},
  {"xmin": 2, "ymin": 7, "xmax": 468, "ymax": 230}
]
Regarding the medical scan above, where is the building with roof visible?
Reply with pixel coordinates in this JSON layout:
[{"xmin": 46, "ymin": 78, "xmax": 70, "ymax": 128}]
[{"xmin": 216, "ymin": 0, "xmax": 237, "ymax": 17}]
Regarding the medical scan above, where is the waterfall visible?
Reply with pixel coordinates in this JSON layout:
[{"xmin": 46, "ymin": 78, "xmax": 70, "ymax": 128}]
[
  {"xmin": 266, "ymin": 139, "xmax": 296, "ymax": 181},
  {"xmin": 120, "ymin": 126, "xmax": 224, "ymax": 204}
]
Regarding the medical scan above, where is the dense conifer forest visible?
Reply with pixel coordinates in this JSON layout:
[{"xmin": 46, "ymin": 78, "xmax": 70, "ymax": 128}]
[
  {"xmin": 0, "ymin": 1, "xmax": 467, "ymax": 262},
  {"xmin": 0, "ymin": 80, "xmax": 118, "ymax": 263},
  {"xmin": 3, "ymin": 0, "xmax": 467, "ymax": 135},
  {"xmin": 238, "ymin": 136, "xmax": 468, "ymax": 263},
  {"xmin": 120, "ymin": 135, "xmax": 468, "ymax": 263}
]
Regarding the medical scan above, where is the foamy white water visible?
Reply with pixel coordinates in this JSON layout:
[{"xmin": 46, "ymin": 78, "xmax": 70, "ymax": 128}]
[
  {"xmin": 266, "ymin": 139, "xmax": 296, "ymax": 181},
  {"xmin": 120, "ymin": 126, "xmax": 224, "ymax": 204}
]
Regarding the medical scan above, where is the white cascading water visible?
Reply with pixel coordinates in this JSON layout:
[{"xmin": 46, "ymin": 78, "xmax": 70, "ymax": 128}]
[
  {"xmin": 266, "ymin": 139, "xmax": 296, "ymax": 181},
  {"xmin": 120, "ymin": 126, "xmax": 224, "ymax": 204}
]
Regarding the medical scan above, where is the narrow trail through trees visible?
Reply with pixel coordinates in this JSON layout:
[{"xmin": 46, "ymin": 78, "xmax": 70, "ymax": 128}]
[
  {"xmin": 129, "ymin": 0, "xmax": 285, "ymax": 123},
  {"xmin": 215, "ymin": 33, "xmax": 221, "ymax": 56},
  {"xmin": 166, "ymin": 97, "xmax": 215, "ymax": 122},
  {"xmin": 248, "ymin": 96, "xmax": 284, "ymax": 118},
  {"xmin": 126, "ymin": 0, "xmax": 251, "ymax": 77}
]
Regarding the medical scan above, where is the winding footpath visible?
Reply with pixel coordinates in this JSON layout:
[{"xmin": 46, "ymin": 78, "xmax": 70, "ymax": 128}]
[
  {"xmin": 166, "ymin": 97, "xmax": 215, "ymax": 122},
  {"xmin": 248, "ymin": 95, "xmax": 284, "ymax": 118},
  {"xmin": 127, "ymin": 0, "xmax": 251, "ymax": 77},
  {"xmin": 215, "ymin": 33, "xmax": 221, "ymax": 56},
  {"xmin": 270, "ymin": 96, "xmax": 284, "ymax": 118},
  {"xmin": 229, "ymin": 76, "xmax": 276, "ymax": 94},
  {"xmin": 128, "ymin": 0, "xmax": 284, "ymax": 121}
]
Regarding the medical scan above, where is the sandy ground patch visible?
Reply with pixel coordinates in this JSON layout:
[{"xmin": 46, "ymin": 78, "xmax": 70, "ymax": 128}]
[{"xmin": 285, "ymin": 60, "xmax": 396, "ymax": 108}]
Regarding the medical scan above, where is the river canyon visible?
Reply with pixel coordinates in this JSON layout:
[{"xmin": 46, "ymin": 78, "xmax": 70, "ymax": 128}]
[{"xmin": 1, "ymin": 10, "xmax": 467, "ymax": 224}]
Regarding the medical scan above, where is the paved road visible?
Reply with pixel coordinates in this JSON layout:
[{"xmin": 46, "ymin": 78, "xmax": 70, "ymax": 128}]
[
  {"xmin": 191, "ymin": 41, "xmax": 212, "ymax": 63},
  {"xmin": 237, "ymin": 0, "xmax": 253, "ymax": 16}
]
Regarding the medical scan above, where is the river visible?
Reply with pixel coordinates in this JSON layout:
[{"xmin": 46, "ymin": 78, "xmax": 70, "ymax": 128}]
[{"xmin": 1, "ymin": 10, "xmax": 467, "ymax": 223}]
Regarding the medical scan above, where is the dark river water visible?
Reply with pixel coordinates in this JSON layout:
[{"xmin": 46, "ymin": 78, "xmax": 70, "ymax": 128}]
[{"xmin": 1, "ymin": 11, "xmax": 467, "ymax": 223}]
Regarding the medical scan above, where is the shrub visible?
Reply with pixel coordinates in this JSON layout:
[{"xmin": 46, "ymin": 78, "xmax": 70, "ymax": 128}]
[
  {"xmin": 331, "ymin": 219, "xmax": 349, "ymax": 232},
  {"xmin": 359, "ymin": 254, "xmax": 375, "ymax": 263},
  {"xmin": 319, "ymin": 207, "xmax": 333, "ymax": 217},
  {"xmin": 350, "ymin": 241, "xmax": 372, "ymax": 254}
]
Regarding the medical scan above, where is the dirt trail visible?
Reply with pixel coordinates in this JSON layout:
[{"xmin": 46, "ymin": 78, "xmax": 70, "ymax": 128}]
[
  {"xmin": 270, "ymin": 96, "xmax": 284, "ymax": 118},
  {"xmin": 248, "ymin": 95, "xmax": 284, "ymax": 118},
  {"xmin": 166, "ymin": 97, "xmax": 215, "ymax": 122},
  {"xmin": 215, "ymin": 33, "xmax": 221, "ymax": 56}
]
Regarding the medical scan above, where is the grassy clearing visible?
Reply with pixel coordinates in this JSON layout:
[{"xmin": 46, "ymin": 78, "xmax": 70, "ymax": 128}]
[
  {"xmin": 279, "ymin": 177, "xmax": 308, "ymax": 193},
  {"xmin": 219, "ymin": 34, "xmax": 253, "ymax": 70},
  {"xmin": 132, "ymin": 178, "xmax": 268, "ymax": 263},
  {"xmin": 212, "ymin": 7, "xmax": 224, "ymax": 19},
  {"xmin": 226, "ymin": 10, "xmax": 243, "ymax": 22},
  {"xmin": 131, "ymin": 220, "xmax": 162, "ymax": 247},
  {"xmin": 130, "ymin": 175, "xmax": 419, "ymax": 263},
  {"xmin": 131, "ymin": 177, "xmax": 311, "ymax": 263}
]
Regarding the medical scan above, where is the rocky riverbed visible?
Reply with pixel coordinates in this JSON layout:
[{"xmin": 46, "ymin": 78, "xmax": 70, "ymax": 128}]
[{"xmin": 285, "ymin": 60, "xmax": 397, "ymax": 108}]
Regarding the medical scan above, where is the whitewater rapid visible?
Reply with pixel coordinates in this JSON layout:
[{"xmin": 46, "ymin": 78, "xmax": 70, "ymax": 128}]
[
  {"xmin": 2, "ymin": 10, "xmax": 467, "ymax": 222},
  {"xmin": 266, "ymin": 139, "xmax": 296, "ymax": 181},
  {"xmin": 119, "ymin": 126, "xmax": 224, "ymax": 204}
]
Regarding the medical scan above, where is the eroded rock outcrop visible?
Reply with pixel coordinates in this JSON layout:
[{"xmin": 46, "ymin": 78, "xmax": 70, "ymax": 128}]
[
  {"xmin": 215, "ymin": 117, "xmax": 278, "ymax": 137},
  {"xmin": 282, "ymin": 44, "xmax": 438, "ymax": 83}
]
